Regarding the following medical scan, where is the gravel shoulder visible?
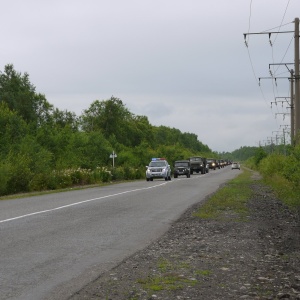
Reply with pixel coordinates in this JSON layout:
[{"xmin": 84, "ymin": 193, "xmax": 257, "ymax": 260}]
[{"xmin": 70, "ymin": 172, "xmax": 300, "ymax": 300}]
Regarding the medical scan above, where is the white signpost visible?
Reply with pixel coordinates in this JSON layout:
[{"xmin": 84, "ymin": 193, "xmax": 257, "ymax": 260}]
[{"xmin": 109, "ymin": 150, "xmax": 117, "ymax": 168}]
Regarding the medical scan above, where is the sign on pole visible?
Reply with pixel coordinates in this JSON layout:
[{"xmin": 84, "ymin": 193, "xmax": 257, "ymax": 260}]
[{"xmin": 109, "ymin": 150, "xmax": 117, "ymax": 168}]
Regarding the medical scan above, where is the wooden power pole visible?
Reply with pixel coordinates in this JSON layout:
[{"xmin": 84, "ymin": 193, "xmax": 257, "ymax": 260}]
[{"xmin": 295, "ymin": 18, "xmax": 300, "ymax": 143}]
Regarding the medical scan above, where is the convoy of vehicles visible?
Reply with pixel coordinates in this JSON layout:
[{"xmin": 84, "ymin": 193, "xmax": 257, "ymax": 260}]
[{"xmin": 146, "ymin": 157, "xmax": 237, "ymax": 181}]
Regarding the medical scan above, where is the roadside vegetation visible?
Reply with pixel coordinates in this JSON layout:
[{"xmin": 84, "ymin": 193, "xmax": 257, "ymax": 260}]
[
  {"xmin": 245, "ymin": 144, "xmax": 300, "ymax": 209},
  {"xmin": 193, "ymin": 141, "xmax": 300, "ymax": 220},
  {"xmin": 193, "ymin": 169, "xmax": 253, "ymax": 221},
  {"xmin": 136, "ymin": 258, "xmax": 198, "ymax": 293},
  {"xmin": 0, "ymin": 64, "xmax": 217, "ymax": 197}
]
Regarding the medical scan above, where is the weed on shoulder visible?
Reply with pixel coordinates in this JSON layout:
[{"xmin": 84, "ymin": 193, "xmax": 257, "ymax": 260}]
[{"xmin": 193, "ymin": 169, "xmax": 253, "ymax": 221}]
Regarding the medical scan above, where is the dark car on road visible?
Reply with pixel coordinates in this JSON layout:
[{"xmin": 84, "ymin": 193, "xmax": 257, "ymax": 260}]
[
  {"xmin": 207, "ymin": 158, "xmax": 217, "ymax": 170},
  {"xmin": 173, "ymin": 160, "xmax": 191, "ymax": 178}
]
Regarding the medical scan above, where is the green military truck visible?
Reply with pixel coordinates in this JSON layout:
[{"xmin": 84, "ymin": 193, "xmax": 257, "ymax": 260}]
[{"xmin": 189, "ymin": 156, "xmax": 207, "ymax": 174}]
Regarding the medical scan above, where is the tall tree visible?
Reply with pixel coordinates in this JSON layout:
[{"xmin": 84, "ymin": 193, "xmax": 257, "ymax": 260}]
[
  {"xmin": 0, "ymin": 64, "xmax": 53, "ymax": 125},
  {"xmin": 81, "ymin": 96, "xmax": 133, "ymax": 143},
  {"xmin": 51, "ymin": 108, "xmax": 79, "ymax": 131},
  {"xmin": 0, "ymin": 101, "xmax": 28, "ymax": 156}
]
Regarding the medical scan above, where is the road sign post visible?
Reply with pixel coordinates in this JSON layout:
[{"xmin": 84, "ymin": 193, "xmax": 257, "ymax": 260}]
[{"xmin": 109, "ymin": 151, "xmax": 117, "ymax": 168}]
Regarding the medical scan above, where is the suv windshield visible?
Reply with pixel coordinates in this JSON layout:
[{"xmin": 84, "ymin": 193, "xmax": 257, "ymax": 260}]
[
  {"xmin": 149, "ymin": 161, "xmax": 166, "ymax": 167},
  {"xmin": 175, "ymin": 162, "xmax": 189, "ymax": 167},
  {"xmin": 190, "ymin": 157, "xmax": 201, "ymax": 161}
]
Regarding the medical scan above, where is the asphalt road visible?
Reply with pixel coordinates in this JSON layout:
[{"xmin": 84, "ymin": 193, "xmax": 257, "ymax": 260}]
[{"xmin": 0, "ymin": 166, "xmax": 240, "ymax": 300}]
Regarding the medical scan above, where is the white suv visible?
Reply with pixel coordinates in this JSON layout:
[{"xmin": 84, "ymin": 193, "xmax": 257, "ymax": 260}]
[{"xmin": 146, "ymin": 158, "xmax": 171, "ymax": 181}]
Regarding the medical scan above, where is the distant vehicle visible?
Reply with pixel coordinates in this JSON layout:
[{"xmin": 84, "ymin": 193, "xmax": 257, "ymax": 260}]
[
  {"xmin": 173, "ymin": 160, "xmax": 191, "ymax": 178},
  {"xmin": 218, "ymin": 159, "xmax": 225, "ymax": 168},
  {"xmin": 189, "ymin": 156, "xmax": 206, "ymax": 174},
  {"xmin": 224, "ymin": 159, "xmax": 231, "ymax": 166},
  {"xmin": 231, "ymin": 162, "xmax": 240, "ymax": 170},
  {"xmin": 205, "ymin": 163, "xmax": 209, "ymax": 173},
  {"xmin": 207, "ymin": 158, "xmax": 217, "ymax": 170},
  {"xmin": 146, "ymin": 158, "xmax": 171, "ymax": 181}
]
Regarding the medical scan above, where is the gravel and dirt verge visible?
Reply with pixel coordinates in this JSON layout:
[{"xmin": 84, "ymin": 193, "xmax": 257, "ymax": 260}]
[{"xmin": 70, "ymin": 172, "xmax": 300, "ymax": 300}]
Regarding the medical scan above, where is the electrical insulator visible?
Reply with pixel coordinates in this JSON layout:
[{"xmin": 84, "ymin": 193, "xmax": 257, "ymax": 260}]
[{"xmin": 268, "ymin": 33, "xmax": 272, "ymax": 47}]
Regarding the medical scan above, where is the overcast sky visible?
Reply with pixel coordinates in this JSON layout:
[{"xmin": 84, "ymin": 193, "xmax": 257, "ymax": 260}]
[{"xmin": 1, "ymin": 0, "xmax": 299, "ymax": 152}]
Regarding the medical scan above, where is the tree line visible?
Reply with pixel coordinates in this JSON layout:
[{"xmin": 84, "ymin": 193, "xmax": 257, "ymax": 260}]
[{"xmin": 0, "ymin": 64, "xmax": 216, "ymax": 196}]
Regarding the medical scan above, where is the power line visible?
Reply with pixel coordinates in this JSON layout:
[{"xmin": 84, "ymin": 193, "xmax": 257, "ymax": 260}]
[
  {"xmin": 261, "ymin": 22, "xmax": 294, "ymax": 33},
  {"xmin": 274, "ymin": 36, "xmax": 294, "ymax": 75},
  {"xmin": 246, "ymin": 0, "xmax": 253, "ymax": 44},
  {"xmin": 273, "ymin": 0, "xmax": 291, "ymax": 44}
]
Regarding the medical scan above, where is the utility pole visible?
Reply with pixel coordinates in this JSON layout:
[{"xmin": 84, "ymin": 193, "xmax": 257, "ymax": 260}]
[
  {"xmin": 283, "ymin": 128, "xmax": 286, "ymax": 155},
  {"xmin": 272, "ymin": 131, "xmax": 280, "ymax": 146},
  {"xmin": 267, "ymin": 137, "xmax": 274, "ymax": 153},
  {"xmin": 290, "ymin": 69, "xmax": 295, "ymax": 145},
  {"xmin": 280, "ymin": 124, "xmax": 290, "ymax": 137},
  {"xmin": 295, "ymin": 18, "xmax": 300, "ymax": 143},
  {"xmin": 268, "ymin": 63, "xmax": 294, "ymax": 146}
]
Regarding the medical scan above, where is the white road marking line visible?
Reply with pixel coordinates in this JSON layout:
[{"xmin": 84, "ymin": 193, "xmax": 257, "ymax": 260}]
[{"xmin": 0, "ymin": 182, "xmax": 171, "ymax": 224}]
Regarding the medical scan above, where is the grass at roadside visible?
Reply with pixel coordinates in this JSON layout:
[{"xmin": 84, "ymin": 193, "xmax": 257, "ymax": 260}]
[
  {"xmin": 193, "ymin": 168, "xmax": 253, "ymax": 221},
  {"xmin": 136, "ymin": 258, "xmax": 199, "ymax": 294},
  {"xmin": 262, "ymin": 175, "xmax": 300, "ymax": 209}
]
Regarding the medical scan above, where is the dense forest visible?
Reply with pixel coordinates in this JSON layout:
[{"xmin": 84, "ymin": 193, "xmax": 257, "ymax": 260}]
[{"xmin": 0, "ymin": 64, "xmax": 218, "ymax": 196}]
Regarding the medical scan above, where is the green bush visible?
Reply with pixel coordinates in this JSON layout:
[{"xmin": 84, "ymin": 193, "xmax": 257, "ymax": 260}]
[
  {"xmin": 256, "ymin": 148, "xmax": 300, "ymax": 208},
  {"xmin": 6, "ymin": 153, "xmax": 33, "ymax": 194},
  {"xmin": 244, "ymin": 156, "xmax": 257, "ymax": 170},
  {"xmin": 29, "ymin": 172, "xmax": 53, "ymax": 191},
  {"xmin": 283, "ymin": 145, "xmax": 300, "ymax": 188},
  {"xmin": 122, "ymin": 165, "xmax": 144, "ymax": 180},
  {"xmin": 93, "ymin": 167, "xmax": 112, "ymax": 183},
  {"xmin": 259, "ymin": 153, "xmax": 285, "ymax": 177},
  {"xmin": 50, "ymin": 170, "xmax": 73, "ymax": 189},
  {"xmin": 254, "ymin": 147, "xmax": 268, "ymax": 166},
  {"xmin": 111, "ymin": 167, "xmax": 125, "ymax": 181},
  {"xmin": 0, "ymin": 161, "xmax": 11, "ymax": 196}
]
